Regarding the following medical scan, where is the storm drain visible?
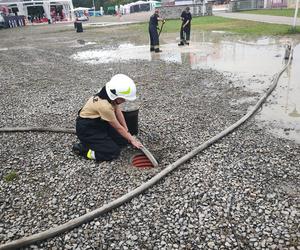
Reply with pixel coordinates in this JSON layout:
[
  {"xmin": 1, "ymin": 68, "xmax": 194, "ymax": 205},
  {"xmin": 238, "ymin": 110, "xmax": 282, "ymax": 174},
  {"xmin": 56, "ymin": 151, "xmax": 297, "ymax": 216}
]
[{"xmin": 131, "ymin": 154, "xmax": 154, "ymax": 168}]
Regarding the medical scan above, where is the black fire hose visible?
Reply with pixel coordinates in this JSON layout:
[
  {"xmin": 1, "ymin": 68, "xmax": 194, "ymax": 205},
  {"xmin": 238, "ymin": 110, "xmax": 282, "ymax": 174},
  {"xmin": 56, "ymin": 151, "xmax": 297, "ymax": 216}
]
[
  {"xmin": 0, "ymin": 127, "xmax": 75, "ymax": 134},
  {"xmin": 0, "ymin": 49, "xmax": 293, "ymax": 250}
]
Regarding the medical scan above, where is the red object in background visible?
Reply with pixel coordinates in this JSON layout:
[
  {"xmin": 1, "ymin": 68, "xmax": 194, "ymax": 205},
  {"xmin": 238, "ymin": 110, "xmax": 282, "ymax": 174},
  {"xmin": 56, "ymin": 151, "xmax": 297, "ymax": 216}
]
[
  {"xmin": 0, "ymin": 5, "xmax": 9, "ymax": 15},
  {"xmin": 32, "ymin": 17, "xmax": 48, "ymax": 23}
]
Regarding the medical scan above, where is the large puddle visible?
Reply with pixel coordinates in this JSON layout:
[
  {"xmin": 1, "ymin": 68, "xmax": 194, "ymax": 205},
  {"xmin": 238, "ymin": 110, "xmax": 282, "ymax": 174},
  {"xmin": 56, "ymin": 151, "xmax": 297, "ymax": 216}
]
[
  {"xmin": 71, "ymin": 35, "xmax": 300, "ymax": 143},
  {"xmin": 258, "ymin": 45, "xmax": 300, "ymax": 143}
]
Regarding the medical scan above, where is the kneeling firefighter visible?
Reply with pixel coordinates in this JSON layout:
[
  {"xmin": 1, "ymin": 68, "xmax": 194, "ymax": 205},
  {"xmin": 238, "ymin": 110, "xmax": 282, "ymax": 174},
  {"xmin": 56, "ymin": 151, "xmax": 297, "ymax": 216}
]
[{"xmin": 73, "ymin": 74, "xmax": 142, "ymax": 161}]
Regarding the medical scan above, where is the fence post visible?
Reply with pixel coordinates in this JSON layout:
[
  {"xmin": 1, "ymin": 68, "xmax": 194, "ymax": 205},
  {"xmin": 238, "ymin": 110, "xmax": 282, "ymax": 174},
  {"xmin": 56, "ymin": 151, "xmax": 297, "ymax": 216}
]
[{"xmin": 292, "ymin": 0, "xmax": 299, "ymax": 29}]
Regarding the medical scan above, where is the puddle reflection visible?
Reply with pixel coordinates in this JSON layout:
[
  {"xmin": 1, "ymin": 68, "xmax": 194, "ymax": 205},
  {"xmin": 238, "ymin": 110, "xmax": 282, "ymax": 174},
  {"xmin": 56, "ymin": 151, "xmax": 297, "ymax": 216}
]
[
  {"xmin": 71, "ymin": 37, "xmax": 300, "ymax": 143},
  {"xmin": 257, "ymin": 45, "xmax": 300, "ymax": 143}
]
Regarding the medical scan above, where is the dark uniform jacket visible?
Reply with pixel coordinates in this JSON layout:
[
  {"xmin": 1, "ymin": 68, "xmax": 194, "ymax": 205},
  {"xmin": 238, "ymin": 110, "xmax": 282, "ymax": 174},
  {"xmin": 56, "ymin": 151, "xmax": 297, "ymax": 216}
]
[
  {"xmin": 149, "ymin": 13, "xmax": 159, "ymax": 27},
  {"xmin": 181, "ymin": 11, "xmax": 192, "ymax": 28}
]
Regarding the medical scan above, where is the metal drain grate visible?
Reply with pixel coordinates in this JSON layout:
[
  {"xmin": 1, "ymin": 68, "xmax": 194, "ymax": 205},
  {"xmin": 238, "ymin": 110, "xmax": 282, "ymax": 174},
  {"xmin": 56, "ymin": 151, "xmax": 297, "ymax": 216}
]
[{"xmin": 131, "ymin": 154, "xmax": 154, "ymax": 168}]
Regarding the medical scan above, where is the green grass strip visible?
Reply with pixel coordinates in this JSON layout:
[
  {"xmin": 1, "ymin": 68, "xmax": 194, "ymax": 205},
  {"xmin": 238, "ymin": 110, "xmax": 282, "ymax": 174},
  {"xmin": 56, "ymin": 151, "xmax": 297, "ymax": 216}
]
[
  {"xmin": 240, "ymin": 8, "xmax": 300, "ymax": 17},
  {"xmin": 132, "ymin": 16, "xmax": 300, "ymax": 36}
]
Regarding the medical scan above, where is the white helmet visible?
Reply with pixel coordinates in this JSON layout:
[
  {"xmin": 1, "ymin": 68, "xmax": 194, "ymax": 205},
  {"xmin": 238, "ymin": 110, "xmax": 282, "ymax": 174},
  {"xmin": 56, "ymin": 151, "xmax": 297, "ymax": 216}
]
[{"xmin": 105, "ymin": 74, "xmax": 137, "ymax": 101}]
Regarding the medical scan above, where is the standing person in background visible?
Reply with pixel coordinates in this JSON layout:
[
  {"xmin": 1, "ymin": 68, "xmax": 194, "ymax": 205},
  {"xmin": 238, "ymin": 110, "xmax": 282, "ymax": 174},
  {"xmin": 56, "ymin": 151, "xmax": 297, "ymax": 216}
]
[
  {"xmin": 149, "ymin": 9, "xmax": 165, "ymax": 53},
  {"xmin": 178, "ymin": 7, "xmax": 192, "ymax": 46}
]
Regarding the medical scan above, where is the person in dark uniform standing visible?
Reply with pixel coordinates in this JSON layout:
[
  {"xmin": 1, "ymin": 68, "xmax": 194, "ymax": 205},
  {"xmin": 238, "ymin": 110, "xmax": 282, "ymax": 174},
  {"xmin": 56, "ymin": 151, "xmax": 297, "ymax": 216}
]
[
  {"xmin": 178, "ymin": 7, "xmax": 192, "ymax": 46},
  {"xmin": 73, "ymin": 74, "xmax": 142, "ymax": 162},
  {"xmin": 149, "ymin": 9, "xmax": 165, "ymax": 53}
]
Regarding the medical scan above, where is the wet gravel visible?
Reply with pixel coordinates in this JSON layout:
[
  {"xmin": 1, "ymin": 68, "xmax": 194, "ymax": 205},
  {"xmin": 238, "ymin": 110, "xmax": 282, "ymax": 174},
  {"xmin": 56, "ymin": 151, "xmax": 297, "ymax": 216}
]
[{"xmin": 0, "ymin": 24, "xmax": 299, "ymax": 249}]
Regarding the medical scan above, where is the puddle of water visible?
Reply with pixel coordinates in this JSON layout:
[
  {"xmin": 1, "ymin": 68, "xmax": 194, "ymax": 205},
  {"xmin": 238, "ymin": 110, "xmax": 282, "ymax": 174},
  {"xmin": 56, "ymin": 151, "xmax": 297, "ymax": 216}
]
[
  {"xmin": 71, "ymin": 43, "xmax": 151, "ymax": 62},
  {"xmin": 72, "ymin": 38, "xmax": 284, "ymax": 79},
  {"xmin": 87, "ymin": 22, "xmax": 135, "ymax": 27},
  {"xmin": 69, "ymin": 40, "xmax": 98, "ymax": 48},
  {"xmin": 256, "ymin": 44, "xmax": 300, "ymax": 143},
  {"xmin": 71, "ymin": 35, "xmax": 300, "ymax": 143}
]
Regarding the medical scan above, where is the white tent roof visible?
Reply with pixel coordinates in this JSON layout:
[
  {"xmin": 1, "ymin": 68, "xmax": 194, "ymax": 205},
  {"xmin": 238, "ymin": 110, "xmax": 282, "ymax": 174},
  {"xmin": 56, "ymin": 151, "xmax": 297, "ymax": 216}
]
[
  {"xmin": 0, "ymin": 0, "xmax": 72, "ymax": 6},
  {"xmin": 0, "ymin": 0, "xmax": 29, "ymax": 2},
  {"xmin": 73, "ymin": 7, "xmax": 90, "ymax": 11},
  {"xmin": 124, "ymin": 2, "xmax": 135, "ymax": 6},
  {"xmin": 132, "ymin": 0, "xmax": 147, "ymax": 4},
  {"xmin": 0, "ymin": 0, "xmax": 74, "ymax": 21}
]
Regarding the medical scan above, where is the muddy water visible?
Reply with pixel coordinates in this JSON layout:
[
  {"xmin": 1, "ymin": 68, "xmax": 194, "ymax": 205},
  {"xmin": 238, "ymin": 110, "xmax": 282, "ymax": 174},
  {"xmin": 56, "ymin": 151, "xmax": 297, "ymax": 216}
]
[
  {"xmin": 71, "ymin": 34, "xmax": 300, "ymax": 143},
  {"xmin": 258, "ymin": 45, "xmax": 300, "ymax": 143}
]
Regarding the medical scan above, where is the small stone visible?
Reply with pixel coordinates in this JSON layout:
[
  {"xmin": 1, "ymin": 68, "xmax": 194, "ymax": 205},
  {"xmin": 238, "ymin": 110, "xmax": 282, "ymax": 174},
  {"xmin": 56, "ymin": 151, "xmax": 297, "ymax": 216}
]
[{"xmin": 207, "ymin": 242, "xmax": 215, "ymax": 248}]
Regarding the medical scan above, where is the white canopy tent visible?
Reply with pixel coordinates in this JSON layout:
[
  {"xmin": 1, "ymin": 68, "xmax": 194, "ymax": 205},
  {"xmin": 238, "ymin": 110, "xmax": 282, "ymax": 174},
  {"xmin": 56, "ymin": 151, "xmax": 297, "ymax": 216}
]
[
  {"xmin": 122, "ymin": 0, "xmax": 159, "ymax": 14},
  {"xmin": 72, "ymin": 7, "xmax": 89, "ymax": 11},
  {"xmin": 147, "ymin": 0, "xmax": 160, "ymax": 9},
  {"xmin": 0, "ymin": 0, "xmax": 74, "ymax": 21},
  {"xmin": 122, "ymin": 2, "xmax": 134, "ymax": 14},
  {"xmin": 133, "ymin": 0, "xmax": 147, "ymax": 4}
]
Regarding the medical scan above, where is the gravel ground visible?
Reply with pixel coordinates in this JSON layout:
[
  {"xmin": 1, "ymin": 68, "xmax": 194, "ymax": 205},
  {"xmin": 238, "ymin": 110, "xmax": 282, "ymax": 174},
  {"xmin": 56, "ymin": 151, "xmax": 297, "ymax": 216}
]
[{"xmin": 0, "ymin": 23, "xmax": 299, "ymax": 250}]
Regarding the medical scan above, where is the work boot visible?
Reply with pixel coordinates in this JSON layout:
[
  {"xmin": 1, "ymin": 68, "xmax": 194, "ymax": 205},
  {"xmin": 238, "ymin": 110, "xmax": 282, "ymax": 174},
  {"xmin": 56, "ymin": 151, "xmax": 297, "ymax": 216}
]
[
  {"xmin": 155, "ymin": 48, "xmax": 162, "ymax": 53},
  {"xmin": 72, "ymin": 143, "xmax": 88, "ymax": 158},
  {"xmin": 150, "ymin": 48, "xmax": 155, "ymax": 52},
  {"xmin": 178, "ymin": 42, "xmax": 184, "ymax": 46}
]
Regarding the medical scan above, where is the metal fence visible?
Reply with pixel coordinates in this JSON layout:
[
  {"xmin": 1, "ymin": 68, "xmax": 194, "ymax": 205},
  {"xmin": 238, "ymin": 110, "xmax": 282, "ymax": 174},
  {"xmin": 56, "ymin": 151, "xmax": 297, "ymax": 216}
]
[
  {"xmin": 159, "ymin": 3, "xmax": 213, "ymax": 19},
  {"xmin": 229, "ymin": 0, "xmax": 264, "ymax": 11},
  {"xmin": 267, "ymin": 0, "xmax": 288, "ymax": 8},
  {"xmin": 1, "ymin": 15, "xmax": 25, "ymax": 28},
  {"xmin": 229, "ymin": 0, "xmax": 288, "ymax": 11}
]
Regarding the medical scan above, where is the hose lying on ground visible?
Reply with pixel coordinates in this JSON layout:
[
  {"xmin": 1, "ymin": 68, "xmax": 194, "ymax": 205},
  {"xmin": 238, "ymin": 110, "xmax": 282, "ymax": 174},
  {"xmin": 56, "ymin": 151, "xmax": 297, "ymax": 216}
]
[
  {"xmin": 0, "ymin": 50, "xmax": 293, "ymax": 250},
  {"xmin": 0, "ymin": 127, "xmax": 76, "ymax": 134},
  {"xmin": 0, "ymin": 127, "xmax": 159, "ymax": 167}
]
